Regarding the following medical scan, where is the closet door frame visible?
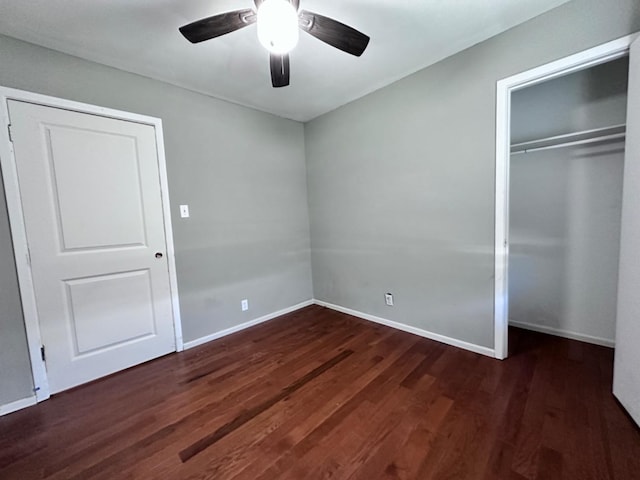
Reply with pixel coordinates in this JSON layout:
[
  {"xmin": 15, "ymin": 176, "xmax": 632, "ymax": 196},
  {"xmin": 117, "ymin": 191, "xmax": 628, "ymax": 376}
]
[
  {"xmin": 493, "ymin": 33, "xmax": 638, "ymax": 360},
  {"xmin": 0, "ymin": 86, "xmax": 184, "ymax": 404}
]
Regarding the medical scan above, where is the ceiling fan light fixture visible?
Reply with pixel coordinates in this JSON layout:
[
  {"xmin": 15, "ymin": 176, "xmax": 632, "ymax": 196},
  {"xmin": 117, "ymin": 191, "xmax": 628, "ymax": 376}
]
[{"xmin": 257, "ymin": 0, "xmax": 299, "ymax": 54}]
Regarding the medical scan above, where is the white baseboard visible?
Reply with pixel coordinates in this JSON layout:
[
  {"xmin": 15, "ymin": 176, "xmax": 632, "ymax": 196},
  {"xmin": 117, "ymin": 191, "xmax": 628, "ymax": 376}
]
[
  {"xmin": 183, "ymin": 298, "xmax": 497, "ymax": 358},
  {"xmin": 509, "ymin": 320, "xmax": 615, "ymax": 348},
  {"xmin": 0, "ymin": 395, "xmax": 37, "ymax": 417},
  {"xmin": 183, "ymin": 300, "xmax": 314, "ymax": 350},
  {"xmin": 313, "ymin": 299, "xmax": 496, "ymax": 358}
]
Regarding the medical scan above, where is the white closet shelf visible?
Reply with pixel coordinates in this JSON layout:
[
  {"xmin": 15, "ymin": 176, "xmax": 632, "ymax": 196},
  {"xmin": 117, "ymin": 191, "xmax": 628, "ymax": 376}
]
[{"xmin": 511, "ymin": 124, "xmax": 626, "ymax": 155}]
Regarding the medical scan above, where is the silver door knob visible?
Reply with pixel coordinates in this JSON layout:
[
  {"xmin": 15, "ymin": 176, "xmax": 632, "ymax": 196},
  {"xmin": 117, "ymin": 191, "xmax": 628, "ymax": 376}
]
[{"xmin": 155, "ymin": 252, "xmax": 163, "ymax": 259}]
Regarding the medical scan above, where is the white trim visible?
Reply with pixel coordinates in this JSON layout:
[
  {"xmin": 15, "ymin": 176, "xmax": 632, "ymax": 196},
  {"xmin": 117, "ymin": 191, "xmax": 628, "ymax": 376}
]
[
  {"xmin": 0, "ymin": 395, "xmax": 37, "ymax": 417},
  {"xmin": 0, "ymin": 87, "xmax": 166, "ymax": 124},
  {"xmin": 0, "ymin": 86, "xmax": 183, "ymax": 399},
  {"xmin": 183, "ymin": 300, "xmax": 314, "ymax": 349},
  {"xmin": 0, "ymin": 91, "xmax": 50, "ymax": 401},
  {"xmin": 495, "ymin": 71, "xmax": 511, "ymax": 361},
  {"xmin": 153, "ymin": 121, "xmax": 183, "ymax": 352},
  {"xmin": 509, "ymin": 320, "xmax": 615, "ymax": 348},
  {"xmin": 314, "ymin": 300, "xmax": 495, "ymax": 358},
  {"xmin": 494, "ymin": 33, "xmax": 638, "ymax": 360}
]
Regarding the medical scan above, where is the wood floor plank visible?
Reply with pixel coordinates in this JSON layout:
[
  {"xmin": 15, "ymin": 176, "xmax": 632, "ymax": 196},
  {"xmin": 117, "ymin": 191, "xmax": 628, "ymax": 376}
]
[
  {"xmin": 179, "ymin": 327, "xmax": 396, "ymax": 480},
  {"xmin": 1, "ymin": 305, "xmax": 639, "ymax": 480},
  {"xmin": 179, "ymin": 349, "xmax": 354, "ymax": 462}
]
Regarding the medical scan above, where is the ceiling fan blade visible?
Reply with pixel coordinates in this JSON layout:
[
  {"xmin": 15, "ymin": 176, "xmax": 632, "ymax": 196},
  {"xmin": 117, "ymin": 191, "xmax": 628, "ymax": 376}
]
[
  {"xmin": 298, "ymin": 10, "xmax": 369, "ymax": 57},
  {"xmin": 270, "ymin": 53, "xmax": 290, "ymax": 88},
  {"xmin": 179, "ymin": 9, "xmax": 256, "ymax": 44}
]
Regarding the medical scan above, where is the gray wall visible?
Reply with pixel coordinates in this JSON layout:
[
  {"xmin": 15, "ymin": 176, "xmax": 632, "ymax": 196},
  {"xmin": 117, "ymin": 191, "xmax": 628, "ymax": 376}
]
[
  {"xmin": 511, "ymin": 57, "xmax": 630, "ymax": 144},
  {"xmin": 509, "ymin": 60, "xmax": 628, "ymax": 344},
  {"xmin": 0, "ymin": 34, "xmax": 312, "ymax": 404},
  {"xmin": 305, "ymin": 0, "xmax": 640, "ymax": 349},
  {"xmin": 509, "ymin": 143, "xmax": 625, "ymax": 343}
]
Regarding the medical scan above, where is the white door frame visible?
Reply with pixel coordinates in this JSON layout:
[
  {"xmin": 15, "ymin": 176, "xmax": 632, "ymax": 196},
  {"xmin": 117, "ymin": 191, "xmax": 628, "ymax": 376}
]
[
  {"xmin": 494, "ymin": 34, "xmax": 638, "ymax": 360},
  {"xmin": 0, "ymin": 86, "xmax": 183, "ymax": 402}
]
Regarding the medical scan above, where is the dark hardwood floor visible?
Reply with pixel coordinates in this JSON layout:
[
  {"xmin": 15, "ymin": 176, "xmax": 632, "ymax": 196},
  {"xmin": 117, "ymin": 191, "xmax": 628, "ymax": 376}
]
[{"xmin": 1, "ymin": 305, "xmax": 639, "ymax": 479}]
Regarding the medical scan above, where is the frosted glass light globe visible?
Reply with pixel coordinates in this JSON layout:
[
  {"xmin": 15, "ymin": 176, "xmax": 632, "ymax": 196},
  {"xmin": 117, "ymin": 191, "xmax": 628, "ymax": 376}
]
[{"xmin": 257, "ymin": 0, "xmax": 299, "ymax": 54}]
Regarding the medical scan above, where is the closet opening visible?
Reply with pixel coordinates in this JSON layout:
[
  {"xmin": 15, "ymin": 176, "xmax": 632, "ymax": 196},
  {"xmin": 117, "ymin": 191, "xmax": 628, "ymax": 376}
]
[
  {"xmin": 493, "ymin": 34, "xmax": 638, "ymax": 361},
  {"xmin": 507, "ymin": 57, "xmax": 629, "ymax": 356}
]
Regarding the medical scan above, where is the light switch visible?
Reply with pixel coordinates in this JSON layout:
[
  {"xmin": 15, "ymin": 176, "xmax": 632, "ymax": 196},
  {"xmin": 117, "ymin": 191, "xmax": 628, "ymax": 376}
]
[{"xmin": 180, "ymin": 205, "xmax": 190, "ymax": 218}]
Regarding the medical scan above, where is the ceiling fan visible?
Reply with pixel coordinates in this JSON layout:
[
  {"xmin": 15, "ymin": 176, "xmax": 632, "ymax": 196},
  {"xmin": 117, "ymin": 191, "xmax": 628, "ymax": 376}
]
[{"xmin": 179, "ymin": 0, "xmax": 370, "ymax": 88}]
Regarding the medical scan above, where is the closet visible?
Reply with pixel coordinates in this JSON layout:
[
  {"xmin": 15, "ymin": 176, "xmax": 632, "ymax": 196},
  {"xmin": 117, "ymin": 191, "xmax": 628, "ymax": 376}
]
[{"xmin": 508, "ymin": 57, "xmax": 629, "ymax": 347}]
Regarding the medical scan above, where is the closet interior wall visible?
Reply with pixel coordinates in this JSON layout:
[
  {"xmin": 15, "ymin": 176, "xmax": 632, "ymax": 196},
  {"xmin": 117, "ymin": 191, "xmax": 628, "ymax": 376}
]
[{"xmin": 508, "ymin": 57, "xmax": 629, "ymax": 346}]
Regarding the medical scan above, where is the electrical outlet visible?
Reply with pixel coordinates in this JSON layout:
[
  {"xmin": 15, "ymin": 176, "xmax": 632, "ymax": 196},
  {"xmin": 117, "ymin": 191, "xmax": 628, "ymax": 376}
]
[
  {"xmin": 179, "ymin": 204, "xmax": 190, "ymax": 218},
  {"xmin": 385, "ymin": 293, "xmax": 394, "ymax": 306},
  {"xmin": 241, "ymin": 299, "xmax": 249, "ymax": 311}
]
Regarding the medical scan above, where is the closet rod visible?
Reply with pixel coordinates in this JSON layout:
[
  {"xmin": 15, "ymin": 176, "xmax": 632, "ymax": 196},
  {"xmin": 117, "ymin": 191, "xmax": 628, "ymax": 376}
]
[
  {"xmin": 511, "ymin": 133, "xmax": 626, "ymax": 155},
  {"xmin": 511, "ymin": 124, "xmax": 626, "ymax": 155}
]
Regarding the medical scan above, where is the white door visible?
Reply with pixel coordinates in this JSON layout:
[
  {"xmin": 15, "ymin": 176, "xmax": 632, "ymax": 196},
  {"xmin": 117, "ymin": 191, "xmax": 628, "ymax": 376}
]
[
  {"xmin": 8, "ymin": 100, "xmax": 176, "ymax": 394},
  {"xmin": 614, "ymin": 37, "xmax": 640, "ymax": 427}
]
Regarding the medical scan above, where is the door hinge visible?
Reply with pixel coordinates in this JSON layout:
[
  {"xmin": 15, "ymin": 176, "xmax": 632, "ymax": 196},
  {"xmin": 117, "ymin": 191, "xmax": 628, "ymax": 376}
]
[
  {"xmin": 26, "ymin": 246, "xmax": 31, "ymax": 266},
  {"xmin": 40, "ymin": 345, "xmax": 46, "ymax": 363},
  {"xmin": 7, "ymin": 124, "xmax": 12, "ymax": 143}
]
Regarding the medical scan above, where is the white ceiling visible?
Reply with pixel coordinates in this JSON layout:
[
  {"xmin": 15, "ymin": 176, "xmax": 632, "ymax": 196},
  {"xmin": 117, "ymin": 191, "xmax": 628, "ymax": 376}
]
[{"xmin": 0, "ymin": 0, "xmax": 569, "ymax": 122}]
